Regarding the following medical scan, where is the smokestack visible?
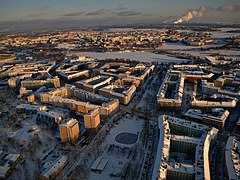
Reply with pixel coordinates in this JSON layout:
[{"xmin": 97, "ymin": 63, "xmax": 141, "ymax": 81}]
[{"xmin": 174, "ymin": 6, "xmax": 208, "ymax": 24}]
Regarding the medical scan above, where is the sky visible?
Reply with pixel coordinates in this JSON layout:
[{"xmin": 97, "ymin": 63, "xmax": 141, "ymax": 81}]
[{"xmin": 0, "ymin": 0, "xmax": 240, "ymax": 31}]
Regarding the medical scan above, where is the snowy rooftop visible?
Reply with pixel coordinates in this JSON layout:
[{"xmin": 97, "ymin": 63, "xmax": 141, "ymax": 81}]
[
  {"xmin": 157, "ymin": 72, "xmax": 184, "ymax": 102},
  {"xmin": 41, "ymin": 155, "xmax": 68, "ymax": 179},
  {"xmin": 225, "ymin": 136, "xmax": 240, "ymax": 180},
  {"xmin": 164, "ymin": 115, "xmax": 210, "ymax": 132},
  {"xmin": 185, "ymin": 108, "xmax": 230, "ymax": 123},
  {"xmin": 152, "ymin": 115, "xmax": 218, "ymax": 180},
  {"xmin": 16, "ymin": 103, "xmax": 47, "ymax": 111},
  {"xmin": 60, "ymin": 118, "xmax": 78, "ymax": 127},
  {"xmin": 37, "ymin": 110, "xmax": 64, "ymax": 119},
  {"xmin": 0, "ymin": 152, "xmax": 21, "ymax": 179}
]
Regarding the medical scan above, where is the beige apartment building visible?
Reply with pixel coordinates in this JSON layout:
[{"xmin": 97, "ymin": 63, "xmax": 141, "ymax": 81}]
[
  {"xmin": 84, "ymin": 108, "xmax": 101, "ymax": 129},
  {"xmin": 59, "ymin": 118, "xmax": 79, "ymax": 144}
]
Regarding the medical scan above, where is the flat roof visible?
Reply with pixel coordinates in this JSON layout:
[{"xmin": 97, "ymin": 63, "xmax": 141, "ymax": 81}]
[
  {"xmin": 60, "ymin": 118, "xmax": 78, "ymax": 127},
  {"xmin": 0, "ymin": 153, "xmax": 21, "ymax": 178},
  {"xmin": 152, "ymin": 115, "xmax": 218, "ymax": 180},
  {"xmin": 41, "ymin": 155, "xmax": 68, "ymax": 179}
]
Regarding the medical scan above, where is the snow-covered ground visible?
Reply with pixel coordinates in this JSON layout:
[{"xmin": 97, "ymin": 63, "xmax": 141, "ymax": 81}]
[
  {"xmin": 161, "ymin": 42, "xmax": 227, "ymax": 50},
  {"xmin": 1, "ymin": 112, "xmax": 57, "ymax": 179},
  {"xmin": 80, "ymin": 51, "xmax": 190, "ymax": 63},
  {"xmin": 211, "ymin": 28, "xmax": 240, "ymax": 38},
  {"xmin": 161, "ymin": 42, "xmax": 200, "ymax": 50},
  {"xmin": 104, "ymin": 28, "xmax": 135, "ymax": 32},
  {"xmin": 136, "ymin": 75, "xmax": 160, "ymax": 111},
  {"xmin": 93, "ymin": 28, "xmax": 166, "ymax": 32},
  {"xmin": 173, "ymin": 49, "xmax": 240, "ymax": 60},
  {"xmin": 89, "ymin": 114, "xmax": 144, "ymax": 180},
  {"xmin": 103, "ymin": 115, "xmax": 144, "ymax": 148}
]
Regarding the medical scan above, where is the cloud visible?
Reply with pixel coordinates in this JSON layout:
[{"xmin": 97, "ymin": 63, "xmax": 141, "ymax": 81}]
[
  {"xmin": 25, "ymin": 13, "xmax": 47, "ymax": 18},
  {"xmin": 113, "ymin": 10, "xmax": 142, "ymax": 17},
  {"xmin": 108, "ymin": 16, "xmax": 124, "ymax": 21},
  {"xmin": 142, "ymin": 13, "xmax": 154, "ymax": 17},
  {"xmin": 39, "ymin": 6, "xmax": 51, "ymax": 11},
  {"xmin": 86, "ymin": 9, "xmax": 108, "ymax": 16},
  {"xmin": 216, "ymin": 3, "xmax": 240, "ymax": 13},
  {"xmin": 63, "ymin": 11, "xmax": 86, "ymax": 17},
  {"xmin": 115, "ymin": 5, "xmax": 128, "ymax": 11}
]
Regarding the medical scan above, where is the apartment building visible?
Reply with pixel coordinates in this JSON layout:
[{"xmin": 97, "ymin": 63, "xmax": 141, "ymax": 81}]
[{"xmin": 59, "ymin": 118, "xmax": 79, "ymax": 144}]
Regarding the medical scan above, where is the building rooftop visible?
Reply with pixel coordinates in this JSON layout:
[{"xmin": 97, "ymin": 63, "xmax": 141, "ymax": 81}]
[
  {"xmin": 225, "ymin": 136, "xmax": 240, "ymax": 180},
  {"xmin": 0, "ymin": 151, "xmax": 21, "ymax": 179},
  {"xmin": 152, "ymin": 115, "xmax": 218, "ymax": 180},
  {"xmin": 60, "ymin": 118, "xmax": 78, "ymax": 127},
  {"xmin": 16, "ymin": 103, "xmax": 47, "ymax": 111},
  {"xmin": 185, "ymin": 108, "xmax": 229, "ymax": 127},
  {"xmin": 157, "ymin": 72, "xmax": 184, "ymax": 103},
  {"xmin": 37, "ymin": 110, "xmax": 64, "ymax": 119},
  {"xmin": 41, "ymin": 155, "xmax": 68, "ymax": 179}
]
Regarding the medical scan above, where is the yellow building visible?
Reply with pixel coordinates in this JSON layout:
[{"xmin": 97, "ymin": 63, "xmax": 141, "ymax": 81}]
[
  {"xmin": 84, "ymin": 109, "xmax": 101, "ymax": 129},
  {"xmin": 59, "ymin": 118, "xmax": 79, "ymax": 144},
  {"xmin": 27, "ymin": 94, "xmax": 35, "ymax": 102}
]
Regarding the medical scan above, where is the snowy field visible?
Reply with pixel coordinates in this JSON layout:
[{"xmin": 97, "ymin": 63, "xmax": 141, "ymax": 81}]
[
  {"xmin": 80, "ymin": 51, "xmax": 190, "ymax": 63},
  {"xmin": 172, "ymin": 49, "xmax": 240, "ymax": 60},
  {"xmin": 161, "ymin": 42, "xmax": 200, "ymax": 50},
  {"xmin": 161, "ymin": 42, "xmax": 226, "ymax": 50},
  {"xmin": 103, "ymin": 114, "xmax": 144, "ymax": 148},
  {"xmin": 104, "ymin": 28, "xmax": 134, "ymax": 32},
  {"xmin": 89, "ymin": 114, "xmax": 144, "ymax": 180},
  {"xmin": 93, "ymin": 28, "xmax": 166, "ymax": 32},
  {"xmin": 211, "ymin": 28, "xmax": 240, "ymax": 38}
]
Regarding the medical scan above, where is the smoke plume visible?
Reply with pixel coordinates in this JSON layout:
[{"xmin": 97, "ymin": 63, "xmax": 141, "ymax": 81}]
[{"xmin": 174, "ymin": 6, "xmax": 208, "ymax": 24}]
